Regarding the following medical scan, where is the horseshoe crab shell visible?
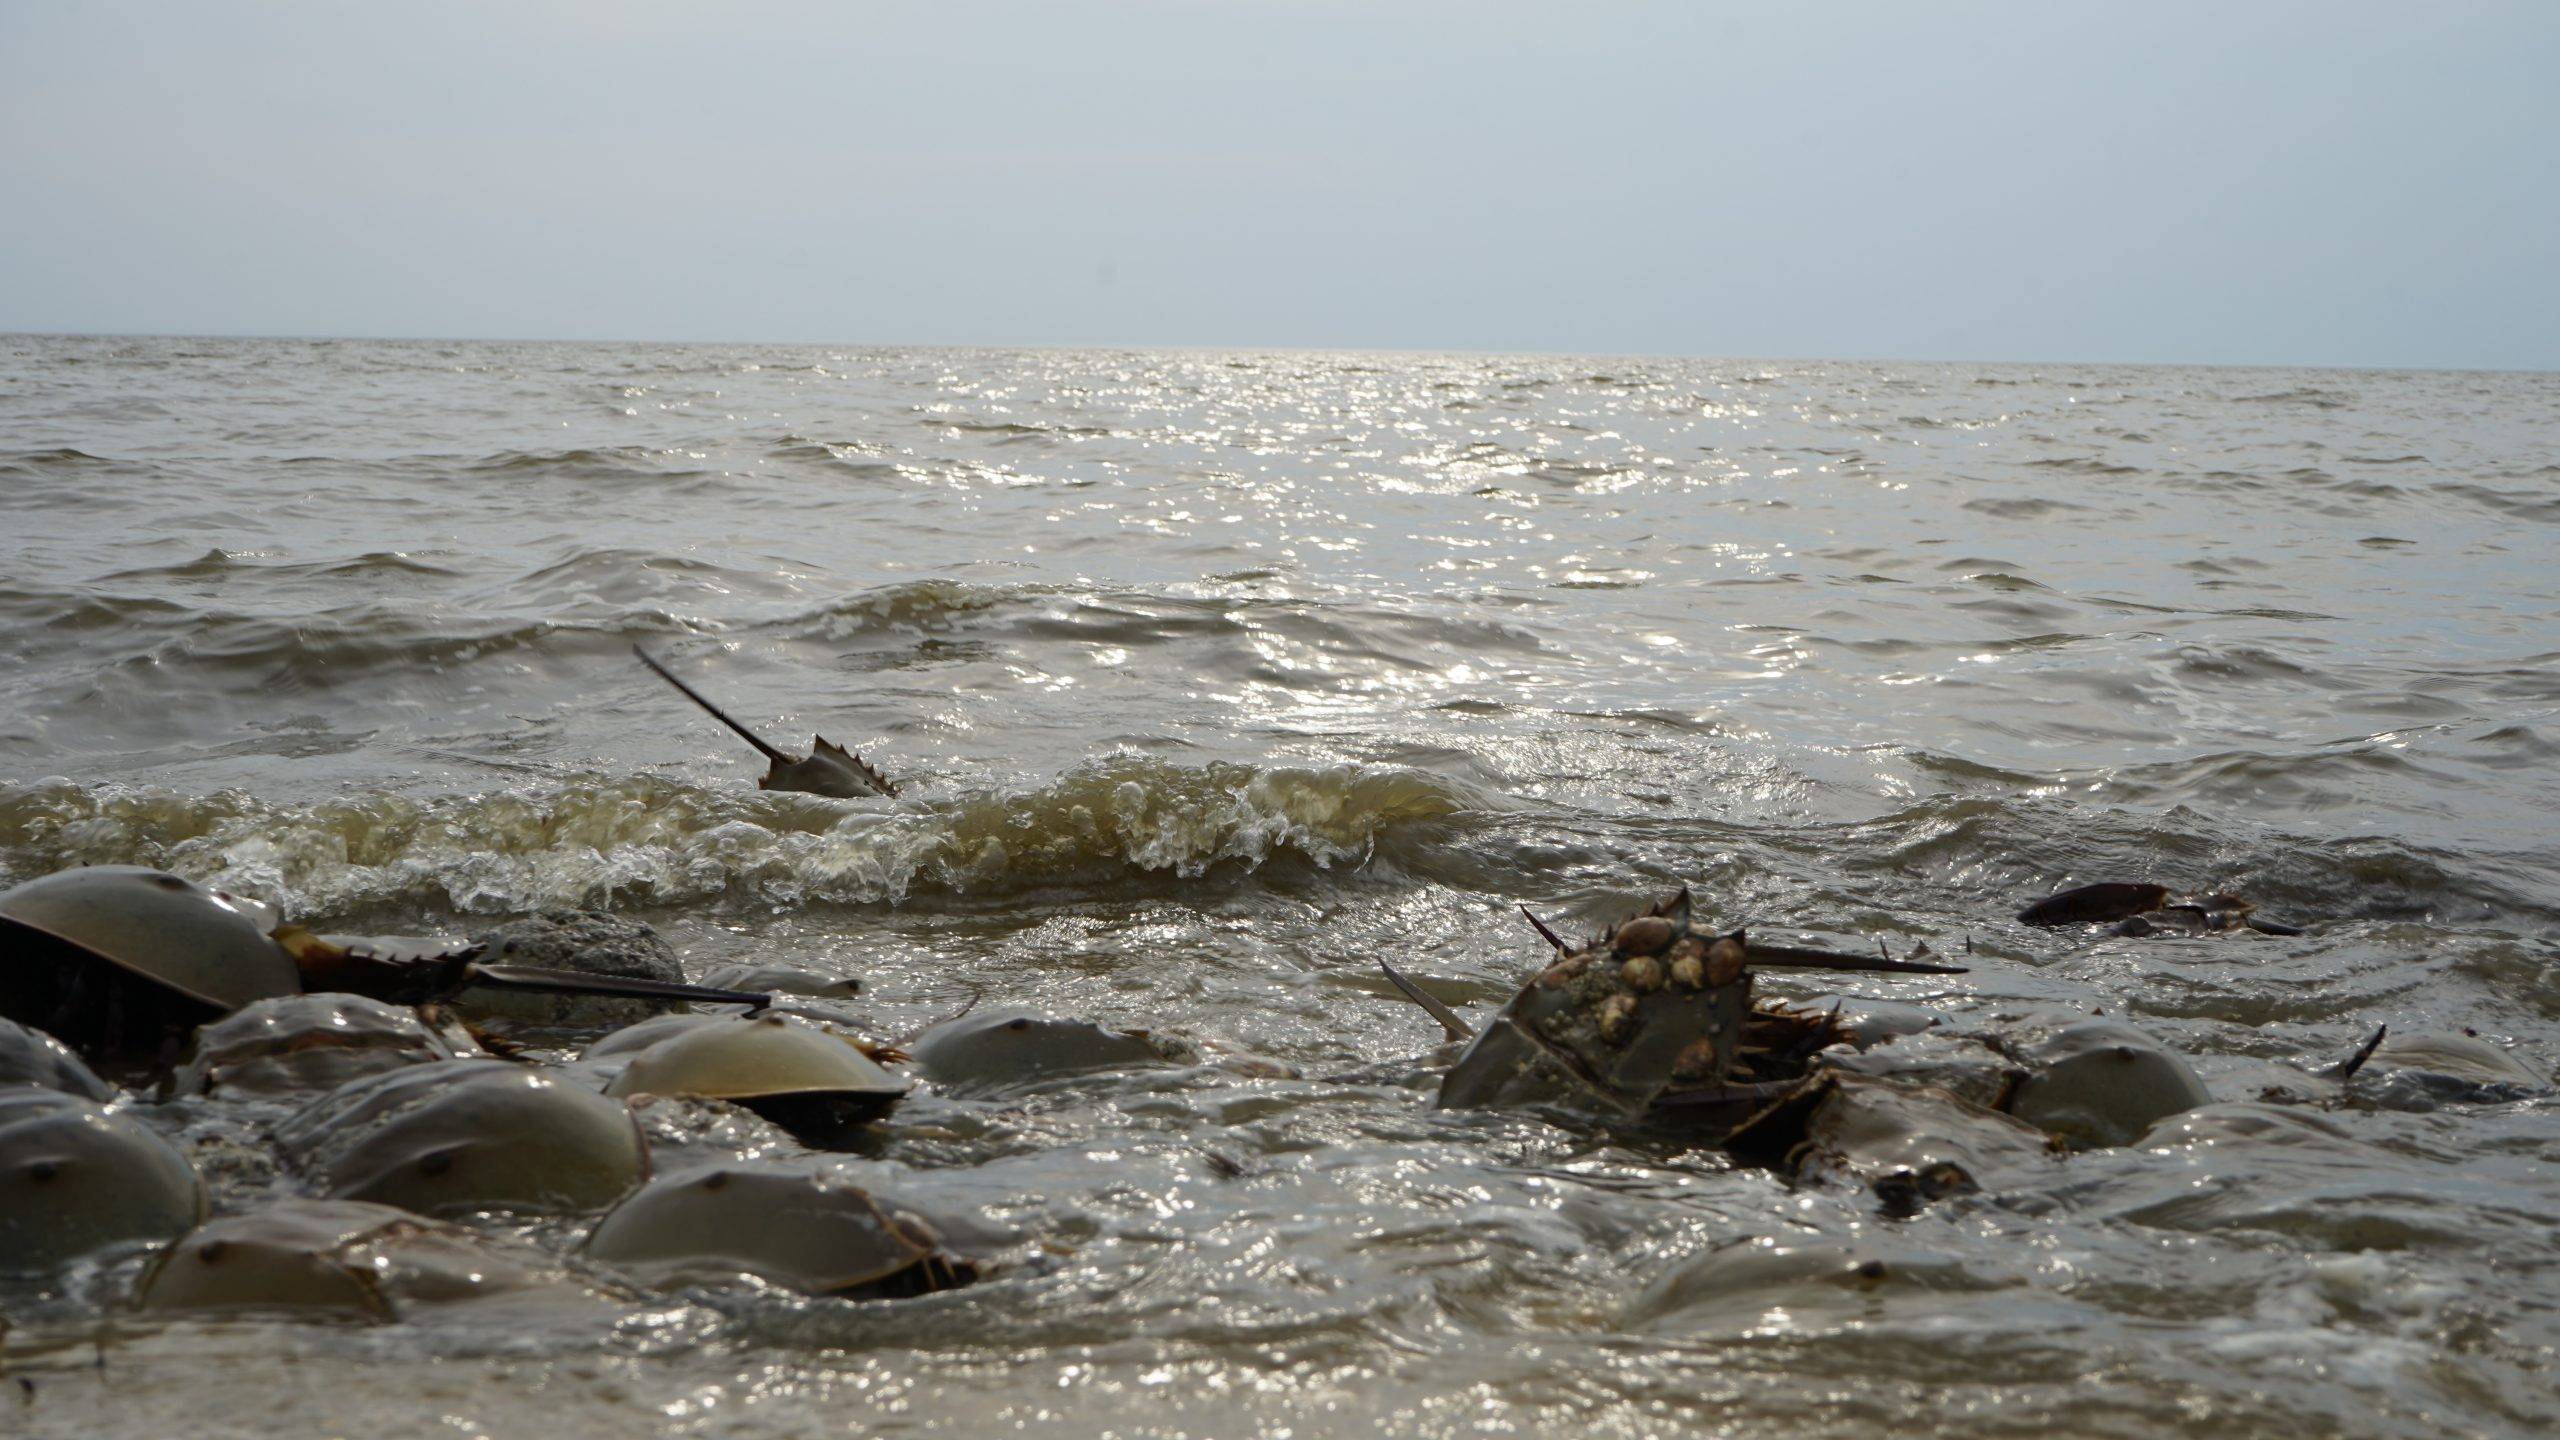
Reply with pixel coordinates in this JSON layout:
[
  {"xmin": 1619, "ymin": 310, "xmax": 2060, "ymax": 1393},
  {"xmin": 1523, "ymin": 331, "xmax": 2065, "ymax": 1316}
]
[
  {"xmin": 2016, "ymin": 881, "xmax": 2304, "ymax": 937},
  {"xmin": 1623, "ymin": 1235, "xmax": 2003, "ymax": 1338},
  {"xmin": 2366, "ymin": 1031, "xmax": 2548, "ymax": 1087},
  {"xmin": 0, "ymin": 1087, "xmax": 206, "ymax": 1273},
  {"xmin": 2016, "ymin": 882, "xmax": 2172, "ymax": 927},
  {"xmin": 0, "ymin": 1014, "xmax": 115, "ymax": 1100},
  {"xmin": 0, "ymin": 865, "xmax": 300, "ymax": 1058},
  {"xmin": 174, "ymin": 993, "xmax": 480, "ymax": 1101},
  {"xmin": 578, "ymin": 1009, "xmax": 731, "ymax": 1060},
  {"xmin": 601, "ymin": 1011, "xmax": 909, "ymax": 1148},
  {"xmin": 1822, "ymin": 1028, "xmax": 2024, "ymax": 1112},
  {"xmin": 907, "ymin": 1009, "xmax": 1177, "ymax": 1098},
  {"xmin": 137, "ymin": 1198, "xmax": 612, "ymax": 1323},
  {"xmin": 1726, "ymin": 1072, "xmax": 2058, "ymax": 1210},
  {"xmin": 2004, "ymin": 1018, "xmax": 2213, "ymax": 1149},
  {"xmin": 2353, "ymin": 1030, "xmax": 2552, "ymax": 1107},
  {"xmin": 582, "ymin": 1161, "xmax": 978, "ymax": 1299},
  {"xmin": 276, "ymin": 1060, "xmax": 647, "ymax": 1218}
]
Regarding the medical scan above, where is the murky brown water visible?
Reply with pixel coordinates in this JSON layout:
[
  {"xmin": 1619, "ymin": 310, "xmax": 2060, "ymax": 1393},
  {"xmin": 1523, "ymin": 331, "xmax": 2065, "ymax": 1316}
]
[{"xmin": 4, "ymin": 336, "xmax": 2557, "ymax": 1437}]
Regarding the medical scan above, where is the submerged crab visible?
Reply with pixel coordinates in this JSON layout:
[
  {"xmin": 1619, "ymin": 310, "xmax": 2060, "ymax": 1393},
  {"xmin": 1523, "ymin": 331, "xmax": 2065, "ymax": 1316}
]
[
  {"xmin": 583, "ymin": 1161, "xmax": 991, "ymax": 1299},
  {"xmin": 276, "ymin": 1060, "xmax": 649, "ymax": 1218},
  {"xmin": 634, "ymin": 645, "xmax": 897, "ymax": 799},
  {"xmin": 1, "ymin": 1087, "xmax": 207, "ymax": 1273},
  {"xmin": 0, "ymin": 1014, "xmax": 113, "ymax": 1100},
  {"xmin": 2016, "ymin": 881, "xmax": 2304, "ymax": 936},
  {"xmin": 907, "ymin": 1009, "xmax": 1185, "ymax": 1099},
  {"xmin": 138, "ymin": 1198, "xmax": 622, "ymax": 1324}
]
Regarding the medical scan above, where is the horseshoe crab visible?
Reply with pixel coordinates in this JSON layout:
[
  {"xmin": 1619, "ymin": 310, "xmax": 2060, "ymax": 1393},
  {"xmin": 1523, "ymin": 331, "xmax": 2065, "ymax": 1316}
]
[
  {"xmin": 582, "ymin": 1161, "xmax": 984, "ymax": 1299},
  {"xmin": 275, "ymin": 1060, "xmax": 648, "ymax": 1218},
  {"xmin": 2347, "ymin": 1030, "xmax": 2552, "ymax": 1108},
  {"xmin": 1425, "ymin": 889, "xmax": 1965, "ymax": 1126},
  {"xmin": 173, "ymin": 993, "xmax": 483, "ymax": 1101},
  {"xmin": 2004, "ymin": 1016, "xmax": 2214, "ymax": 1147},
  {"xmin": 1724, "ymin": 1071, "xmax": 2060, "ymax": 1212},
  {"xmin": 0, "ymin": 1014, "xmax": 114, "ymax": 1100},
  {"xmin": 0, "ymin": 863, "xmax": 777, "ymax": 1064},
  {"xmin": 2017, "ymin": 881, "xmax": 2304, "ymax": 936},
  {"xmin": 137, "ymin": 1198, "xmax": 617, "ymax": 1323},
  {"xmin": 0, "ymin": 1087, "xmax": 206, "ymax": 1272},
  {"xmin": 1731, "ymin": 1008, "xmax": 2211, "ymax": 1199},
  {"xmin": 596, "ymin": 1011, "xmax": 910, "ymax": 1148},
  {"xmin": 1623, "ymin": 1235, "xmax": 1998, "ymax": 1337},
  {"xmin": 635, "ymin": 645, "xmax": 897, "ymax": 799},
  {"xmin": 0, "ymin": 865, "xmax": 302, "ymax": 1061},
  {"xmin": 272, "ymin": 925, "xmax": 775, "ymax": 1014},
  {"xmin": 907, "ymin": 1009, "xmax": 1181, "ymax": 1099}
]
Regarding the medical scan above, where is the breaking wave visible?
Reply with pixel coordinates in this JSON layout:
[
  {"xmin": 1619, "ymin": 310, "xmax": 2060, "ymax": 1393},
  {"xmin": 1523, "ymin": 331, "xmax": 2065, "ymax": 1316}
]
[{"xmin": 0, "ymin": 757, "xmax": 1493, "ymax": 919}]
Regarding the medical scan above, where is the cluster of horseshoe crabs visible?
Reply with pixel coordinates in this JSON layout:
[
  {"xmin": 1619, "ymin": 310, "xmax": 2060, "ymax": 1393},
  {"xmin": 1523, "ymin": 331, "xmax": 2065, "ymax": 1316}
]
[
  {"xmin": 0, "ymin": 864, "xmax": 1000, "ymax": 1315},
  {"xmin": 4, "ymin": 856, "xmax": 2542, "ymax": 1338}
]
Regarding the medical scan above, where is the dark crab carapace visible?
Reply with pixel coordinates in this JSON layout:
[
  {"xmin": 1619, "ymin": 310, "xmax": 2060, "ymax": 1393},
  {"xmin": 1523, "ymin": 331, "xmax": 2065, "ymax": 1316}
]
[
  {"xmin": 1424, "ymin": 888, "xmax": 1965, "ymax": 1124},
  {"xmin": 634, "ymin": 645, "xmax": 897, "ymax": 799},
  {"xmin": 2016, "ymin": 881, "xmax": 2303, "ymax": 936}
]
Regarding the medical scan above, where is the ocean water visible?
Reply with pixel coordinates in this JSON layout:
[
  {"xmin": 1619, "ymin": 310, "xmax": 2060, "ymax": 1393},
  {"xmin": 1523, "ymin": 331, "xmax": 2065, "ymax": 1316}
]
[{"xmin": 3, "ymin": 334, "xmax": 2557, "ymax": 1437}]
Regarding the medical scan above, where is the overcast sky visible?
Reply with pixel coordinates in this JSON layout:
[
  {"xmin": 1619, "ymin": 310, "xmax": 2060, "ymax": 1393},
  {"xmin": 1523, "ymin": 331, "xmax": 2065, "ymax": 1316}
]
[{"xmin": 4, "ymin": 1, "xmax": 2553, "ymax": 369}]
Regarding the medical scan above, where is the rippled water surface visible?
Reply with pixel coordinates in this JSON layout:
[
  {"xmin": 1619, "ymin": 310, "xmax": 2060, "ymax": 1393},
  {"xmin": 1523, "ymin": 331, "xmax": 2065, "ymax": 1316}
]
[{"xmin": 4, "ymin": 336, "xmax": 2557, "ymax": 1438}]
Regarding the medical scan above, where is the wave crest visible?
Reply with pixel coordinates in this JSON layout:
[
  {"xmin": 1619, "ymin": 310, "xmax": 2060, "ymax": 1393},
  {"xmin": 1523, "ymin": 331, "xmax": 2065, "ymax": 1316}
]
[{"xmin": 0, "ymin": 759, "xmax": 1484, "ymax": 920}]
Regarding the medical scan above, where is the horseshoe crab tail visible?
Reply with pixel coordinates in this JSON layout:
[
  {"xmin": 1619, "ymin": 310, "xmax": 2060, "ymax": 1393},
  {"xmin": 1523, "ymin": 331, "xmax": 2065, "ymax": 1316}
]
[
  {"xmin": 1378, "ymin": 959, "xmax": 1475, "ymax": 1043},
  {"xmin": 463, "ymin": 962, "xmax": 775, "ymax": 1010},
  {"xmin": 1743, "ymin": 942, "xmax": 1970, "ymax": 976},
  {"xmin": 2325, "ymin": 1023, "xmax": 2388, "ymax": 1080},
  {"xmin": 634, "ymin": 645, "xmax": 795, "ymax": 766}
]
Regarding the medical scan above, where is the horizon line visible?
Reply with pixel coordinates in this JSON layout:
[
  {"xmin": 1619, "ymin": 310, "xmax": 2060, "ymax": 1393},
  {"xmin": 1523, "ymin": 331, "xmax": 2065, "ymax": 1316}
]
[{"xmin": 4, "ymin": 328, "xmax": 2550, "ymax": 379}]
